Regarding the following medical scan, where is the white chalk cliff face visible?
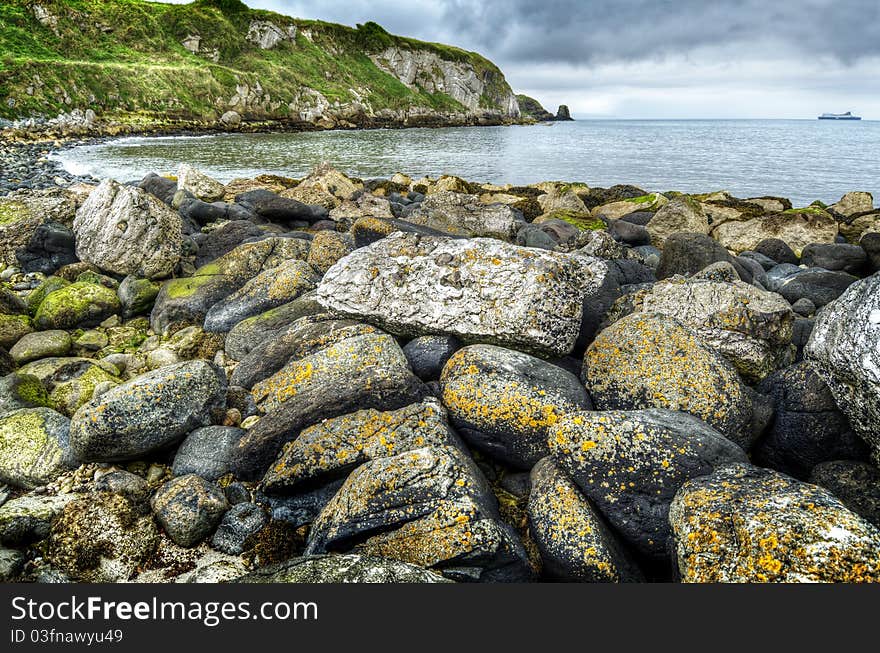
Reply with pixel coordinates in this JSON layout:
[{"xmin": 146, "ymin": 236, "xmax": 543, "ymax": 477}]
[{"xmin": 370, "ymin": 47, "xmax": 521, "ymax": 118}]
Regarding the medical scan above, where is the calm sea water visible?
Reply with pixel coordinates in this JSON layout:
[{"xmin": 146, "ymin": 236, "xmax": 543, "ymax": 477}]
[{"xmin": 54, "ymin": 119, "xmax": 880, "ymax": 206}]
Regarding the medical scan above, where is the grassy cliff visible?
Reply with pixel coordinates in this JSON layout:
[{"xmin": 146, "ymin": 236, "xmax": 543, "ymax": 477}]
[{"xmin": 0, "ymin": 0, "xmax": 521, "ymax": 129}]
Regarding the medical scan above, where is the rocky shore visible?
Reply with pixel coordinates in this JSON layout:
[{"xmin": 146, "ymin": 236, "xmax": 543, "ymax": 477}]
[{"xmin": 1, "ymin": 163, "xmax": 879, "ymax": 583}]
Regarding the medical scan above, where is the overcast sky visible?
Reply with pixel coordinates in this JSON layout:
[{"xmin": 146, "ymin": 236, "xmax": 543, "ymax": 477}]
[{"xmin": 167, "ymin": 1, "xmax": 880, "ymax": 119}]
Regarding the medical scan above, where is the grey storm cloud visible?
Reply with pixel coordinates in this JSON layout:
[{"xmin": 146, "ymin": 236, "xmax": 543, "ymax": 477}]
[{"xmin": 435, "ymin": 0, "xmax": 880, "ymax": 64}]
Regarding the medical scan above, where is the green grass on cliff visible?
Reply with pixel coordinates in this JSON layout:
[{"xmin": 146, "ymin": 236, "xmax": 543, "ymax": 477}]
[{"xmin": 0, "ymin": 0, "xmax": 514, "ymax": 122}]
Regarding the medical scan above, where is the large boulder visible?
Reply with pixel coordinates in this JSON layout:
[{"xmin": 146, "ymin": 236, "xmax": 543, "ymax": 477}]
[
  {"xmin": 548, "ymin": 409, "xmax": 747, "ymax": 560},
  {"xmin": 528, "ymin": 457, "xmax": 643, "ymax": 581},
  {"xmin": 800, "ymin": 243, "xmax": 867, "ymax": 275},
  {"xmin": 177, "ymin": 164, "xmax": 225, "ymax": 202},
  {"xmin": 805, "ymin": 272, "xmax": 880, "ymax": 463},
  {"xmin": 317, "ymin": 232, "xmax": 606, "ymax": 357},
  {"xmin": 69, "ymin": 360, "xmax": 226, "ymax": 462},
  {"xmin": 829, "ymin": 191, "xmax": 873, "ymax": 218},
  {"xmin": 583, "ymin": 313, "xmax": 758, "ymax": 449},
  {"xmin": 151, "ymin": 474, "xmax": 229, "ymax": 547},
  {"xmin": 656, "ymin": 233, "xmax": 752, "ymax": 281},
  {"xmin": 809, "ymin": 460, "xmax": 880, "ymax": 529},
  {"xmin": 626, "ymin": 276, "xmax": 795, "ymax": 382},
  {"xmin": 406, "ymin": 192, "xmax": 525, "ymax": 239},
  {"xmin": 647, "ymin": 196, "xmax": 709, "ymax": 248},
  {"xmin": 233, "ymin": 333, "xmax": 425, "ymax": 479},
  {"xmin": 712, "ymin": 208, "xmax": 838, "ymax": 255},
  {"xmin": 73, "ymin": 179, "xmax": 182, "ymax": 280},
  {"xmin": 755, "ymin": 362, "xmax": 868, "ymax": 478},
  {"xmin": 669, "ymin": 463, "xmax": 880, "ymax": 582},
  {"xmin": 224, "ymin": 293, "xmax": 323, "ymax": 361},
  {"xmin": 0, "ymin": 408, "xmax": 73, "ymax": 489},
  {"xmin": 304, "ymin": 444, "xmax": 531, "ymax": 582},
  {"xmin": 439, "ymin": 344, "xmax": 592, "ymax": 468},
  {"xmin": 150, "ymin": 237, "xmax": 310, "ymax": 335},
  {"xmin": 777, "ymin": 269, "xmax": 858, "ymax": 308},
  {"xmin": 235, "ymin": 189, "xmax": 328, "ymax": 225}
]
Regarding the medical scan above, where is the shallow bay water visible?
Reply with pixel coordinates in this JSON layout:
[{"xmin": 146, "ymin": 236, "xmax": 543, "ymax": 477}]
[{"xmin": 53, "ymin": 119, "xmax": 880, "ymax": 206}]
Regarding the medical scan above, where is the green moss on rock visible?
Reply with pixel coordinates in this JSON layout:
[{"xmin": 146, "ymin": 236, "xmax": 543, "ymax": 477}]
[{"xmin": 34, "ymin": 282, "xmax": 122, "ymax": 330}]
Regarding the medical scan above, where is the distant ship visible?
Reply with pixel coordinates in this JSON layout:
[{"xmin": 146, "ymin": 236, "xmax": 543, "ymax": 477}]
[{"xmin": 818, "ymin": 112, "xmax": 861, "ymax": 120}]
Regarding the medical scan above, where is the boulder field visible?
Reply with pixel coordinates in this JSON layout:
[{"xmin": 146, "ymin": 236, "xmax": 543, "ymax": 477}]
[{"xmin": 0, "ymin": 167, "xmax": 878, "ymax": 583}]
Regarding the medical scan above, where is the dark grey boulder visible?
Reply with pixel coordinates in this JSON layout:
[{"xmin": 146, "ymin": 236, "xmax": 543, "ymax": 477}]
[
  {"xmin": 172, "ymin": 426, "xmax": 245, "ymax": 480},
  {"xmin": 754, "ymin": 238, "xmax": 798, "ymax": 265},
  {"xmin": 224, "ymin": 293, "xmax": 323, "ymax": 361},
  {"xmin": 403, "ymin": 335, "xmax": 461, "ymax": 381},
  {"xmin": 236, "ymin": 189, "xmax": 328, "ymax": 225},
  {"xmin": 800, "ymin": 242, "xmax": 867, "ymax": 275},
  {"xmin": 754, "ymin": 362, "xmax": 868, "ymax": 479},
  {"xmin": 151, "ymin": 474, "xmax": 229, "ymax": 547},
  {"xmin": 778, "ymin": 269, "xmax": 859, "ymax": 307},
  {"xmin": 656, "ymin": 232, "xmax": 751, "ymax": 282}
]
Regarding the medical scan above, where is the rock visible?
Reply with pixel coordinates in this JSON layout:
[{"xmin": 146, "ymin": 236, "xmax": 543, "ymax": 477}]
[
  {"xmin": 805, "ymin": 273, "xmax": 880, "ymax": 463},
  {"xmin": 440, "ymin": 344, "xmax": 592, "ymax": 468},
  {"xmin": 151, "ymin": 474, "xmax": 229, "ymax": 547},
  {"xmin": 235, "ymin": 554, "xmax": 450, "ymax": 583},
  {"xmin": 754, "ymin": 238, "xmax": 799, "ymax": 264},
  {"xmin": 75, "ymin": 330, "xmax": 108, "ymax": 352},
  {"xmin": 236, "ymin": 189, "xmax": 327, "ymax": 225},
  {"xmin": 25, "ymin": 276, "xmax": 69, "ymax": 314},
  {"xmin": 177, "ymin": 164, "xmax": 225, "ymax": 202},
  {"xmin": 203, "ymin": 258, "xmax": 318, "ymax": 332},
  {"xmin": 591, "ymin": 193, "xmax": 668, "ymax": 220},
  {"xmin": 738, "ymin": 250, "xmax": 778, "ymax": 271},
  {"xmin": 261, "ymin": 399, "xmax": 455, "ymax": 493},
  {"xmin": 305, "ymin": 444, "xmax": 530, "ymax": 581},
  {"xmin": 841, "ymin": 213, "xmax": 880, "ymax": 243},
  {"xmin": 555, "ymin": 105, "xmax": 573, "ymax": 120},
  {"xmin": 669, "ymin": 463, "xmax": 880, "ymax": 582},
  {"xmin": 655, "ymin": 233, "xmax": 750, "ymax": 281},
  {"xmin": 628, "ymin": 276, "xmax": 795, "ymax": 382},
  {"xmin": 210, "ymin": 502, "xmax": 267, "ymax": 554},
  {"xmin": 220, "ymin": 110, "xmax": 241, "ymax": 128},
  {"xmin": 15, "ymin": 221, "xmax": 77, "ymax": 275},
  {"xmin": 0, "ymin": 408, "xmax": 73, "ymax": 489},
  {"xmin": 647, "ymin": 197, "xmax": 709, "ymax": 247},
  {"xmin": 306, "ymin": 230, "xmax": 354, "ymax": 274},
  {"xmin": 800, "ymin": 242, "xmax": 867, "ymax": 274},
  {"xmin": 778, "ymin": 269, "xmax": 858, "ymax": 308},
  {"xmin": 46, "ymin": 493, "xmax": 159, "ymax": 582},
  {"xmin": 712, "ymin": 209, "xmax": 838, "ymax": 255},
  {"xmin": 224, "ymin": 293, "xmax": 323, "ymax": 361},
  {"xmin": 0, "ymin": 314, "xmax": 33, "ymax": 350},
  {"xmin": 0, "ymin": 191, "xmax": 76, "ymax": 272},
  {"xmin": 172, "ymin": 426, "xmax": 245, "ymax": 480},
  {"xmin": 0, "ymin": 372, "xmax": 52, "ymax": 415},
  {"xmin": 9, "ymin": 330, "xmax": 71, "ymax": 364},
  {"xmin": 192, "ymin": 220, "xmax": 264, "ymax": 266},
  {"xmin": 548, "ymin": 409, "xmax": 747, "ymax": 560},
  {"xmin": 0, "ymin": 493, "xmax": 75, "ymax": 546},
  {"xmin": 809, "ymin": 461, "xmax": 880, "ymax": 529},
  {"xmin": 406, "ymin": 192, "xmax": 525, "ymax": 239},
  {"xmin": 609, "ymin": 219, "xmax": 651, "ymax": 246},
  {"xmin": 403, "ymin": 335, "xmax": 461, "ymax": 381},
  {"xmin": 70, "ymin": 360, "xmax": 226, "ymax": 462},
  {"xmin": 862, "ymin": 233, "xmax": 880, "ymax": 271},
  {"xmin": 528, "ymin": 457, "xmax": 643, "ymax": 581},
  {"xmin": 94, "ymin": 470, "xmax": 151, "ymax": 505},
  {"xmin": 295, "ymin": 163, "xmax": 363, "ymax": 202},
  {"xmin": 829, "ymin": 191, "xmax": 873, "ymax": 217},
  {"xmin": 117, "ymin": 276, "xmax": 160, "ymax": 318},
  {"xmin": 230, "ymin": 315, "xmax": 378, "ymax": 389},
  {"xmin": 33, "ymin": 282, "xmax": 121, "ymax": 330},
  {"xmin": 151, "ymin": 237, "xmax": 311, "ymax": 335},
  {"xmin": 584, "ymin": 313, "xmax": 757, "ymax": 448},
  {"xmin": 317, "ymin": 232, "xmax": 606, "ymax": 357},
  {"xmin": 537, "ymin": 187, "xmax": 588, "ymax": 215},
  {"xmin": 754, "ymin": 362, "xmax": 868, "ymax": 478},
  {"xmin": 791, "ymin": 297, "xmax": 816, "ymax": 317},
  {"xmin": 234, "ymin": 332, "xmax": 425, "ymax": 479},
  {"xmin": 73, "ymin": 179, "xmax": 182, "ymax": 279}
]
